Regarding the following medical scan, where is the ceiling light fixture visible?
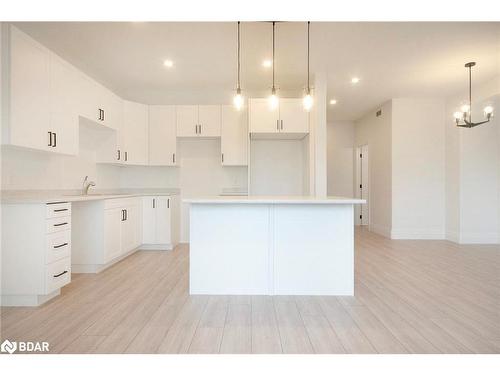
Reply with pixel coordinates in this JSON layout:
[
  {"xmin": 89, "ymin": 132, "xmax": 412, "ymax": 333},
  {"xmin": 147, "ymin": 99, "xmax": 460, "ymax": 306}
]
[
  {"xmin": 163, "ymin": 59, "xmax": 174, "ymax": 68},
  {"xmin": 330, "ymin": 99, "xmax": 337, "ymax": 105},
  {"xmin": 303, "ymin": 21, "xmax": 313, "ymax": 112},
  {"xmin": 268, "ymin": 21, "xmax": 279, "ymax": 110},
  {"xmin": 454, "ymin": 62, "xmax": 494, "ymax": 128},
  {"xmin": 233, "ymin": 21, "xmax": 243, "ymax": 111},
  {"xmin": 351, "ymin": 77, "xmax": 360, "ymax": 84}
]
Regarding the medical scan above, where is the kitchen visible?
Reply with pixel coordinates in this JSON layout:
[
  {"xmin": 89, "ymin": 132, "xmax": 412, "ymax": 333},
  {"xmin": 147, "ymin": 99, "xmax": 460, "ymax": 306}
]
[{"xmin": 1, "ymin": 18, "xmax": 499, "ymax": 361}]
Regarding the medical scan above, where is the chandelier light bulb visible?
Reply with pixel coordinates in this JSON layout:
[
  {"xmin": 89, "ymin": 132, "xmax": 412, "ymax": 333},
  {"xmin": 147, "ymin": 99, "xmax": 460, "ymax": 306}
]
[
  {"xmin": 453, "ymin": 111, "xmax": 463, "ymax": 120},
  {"xmin": 460, "ymin": 104, "xmax": 470, "ymax": 113},
  {"xmin": 303, "ymin": 92, "xmax": 313, "ymax": 112},
  {"xmin": 483, "ymin": 105, "xmax": 494, "ymax": 115}
]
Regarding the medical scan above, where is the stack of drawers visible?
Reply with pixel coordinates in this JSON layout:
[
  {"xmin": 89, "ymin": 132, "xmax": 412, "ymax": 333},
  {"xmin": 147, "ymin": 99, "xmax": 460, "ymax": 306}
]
[{"xmin": 45, "ymin": 202, "xmax": 72, "ymax": 293}]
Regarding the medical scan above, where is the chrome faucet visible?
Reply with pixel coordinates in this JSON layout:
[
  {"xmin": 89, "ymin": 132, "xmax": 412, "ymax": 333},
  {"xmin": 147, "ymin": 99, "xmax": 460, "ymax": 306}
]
[{"xmin": 82, "ymin": 176, "xmax": 96, "ymax": 195}]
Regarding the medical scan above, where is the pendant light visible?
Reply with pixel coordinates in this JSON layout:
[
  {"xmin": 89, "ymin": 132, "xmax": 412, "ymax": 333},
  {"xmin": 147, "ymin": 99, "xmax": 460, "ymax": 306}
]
[
  {"xmin": 453, "ymin": 62, "xmax": 494, "ymax": 128},
  {"xmin": 303, "ymin": 21, "xmax": 313, "ymax": 111},
  {"xmin": 233, "ymin": 21, "xmax": 243, "ymax": 110},
  {"xmin": 268, "ymin": 21, "xmax": 279, "ymax": 110}
]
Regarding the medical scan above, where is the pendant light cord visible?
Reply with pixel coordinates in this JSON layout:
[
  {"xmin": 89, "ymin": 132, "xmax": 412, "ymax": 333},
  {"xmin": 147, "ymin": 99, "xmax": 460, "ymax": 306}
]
[
  {"xmin": 468, "ymin": 64, "xmax": 472, "ymax": 122},
  {"xmin": 307, "ymin": 21, "xmax": 310, "ymax": 92},
  {"xmin": 237, "ymin": 21, "xmax": 241, "ymax": 90},
  {"xmin": 272, "ymin": 21, "xmax": 275, "ymax": 91}
]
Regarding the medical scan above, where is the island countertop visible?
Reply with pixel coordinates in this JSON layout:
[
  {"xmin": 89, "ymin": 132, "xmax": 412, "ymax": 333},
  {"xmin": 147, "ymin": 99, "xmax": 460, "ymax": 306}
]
[{"xmin": 184, "ymin": 195, "xmax": 365, "ymax": 205}]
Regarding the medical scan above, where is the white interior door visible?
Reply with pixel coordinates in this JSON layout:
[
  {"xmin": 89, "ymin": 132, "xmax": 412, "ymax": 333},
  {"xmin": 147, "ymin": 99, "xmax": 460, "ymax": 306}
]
[
  {"xmin": 198, "ymin": 105, "xmax": 221, "ymax": 137},
  {"xmin": 356, "ymin": 145, "xmax": 369, "ymax": 226}
]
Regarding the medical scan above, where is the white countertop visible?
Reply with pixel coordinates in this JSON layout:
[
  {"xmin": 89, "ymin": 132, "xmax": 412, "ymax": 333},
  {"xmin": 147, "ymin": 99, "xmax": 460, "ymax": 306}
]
[
  {"xmin": 1, "ymin": 189, "xmax": 180, "ymax": 204},
  {"xmin": 183, "ymin": 196, "xmax": 366, "ymax": 205}
]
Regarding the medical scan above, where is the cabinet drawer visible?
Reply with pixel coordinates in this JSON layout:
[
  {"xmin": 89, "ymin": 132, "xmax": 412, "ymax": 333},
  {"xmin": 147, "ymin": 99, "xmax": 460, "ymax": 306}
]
[
  {"xmin": 46, "ymin": 216, "xmax": 71, "ymax": 233},
  {"xmin": 45, "ymin": 257, "xmax": 71, "ymax": 294},
  {"xmin": 46, "ymin": 202, "xmax": 71, "ymax": 218},
  {"xmin": 46, "ymin": 230, "xmax": 71, "ymax": 264}
]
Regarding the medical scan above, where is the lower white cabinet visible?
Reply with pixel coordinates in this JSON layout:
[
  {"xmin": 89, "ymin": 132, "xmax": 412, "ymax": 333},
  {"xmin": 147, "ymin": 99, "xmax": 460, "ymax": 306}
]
[
  {"xmin": 141, "ymin": 196, "xmax": 179, "ymax": 250},
  {"xmin": 72, "ymin": 197, "xmax": 142, "ymax": 273},
  {"xmin": 1, "ymin": 202, "xmax": 72, "ymax": 306}
]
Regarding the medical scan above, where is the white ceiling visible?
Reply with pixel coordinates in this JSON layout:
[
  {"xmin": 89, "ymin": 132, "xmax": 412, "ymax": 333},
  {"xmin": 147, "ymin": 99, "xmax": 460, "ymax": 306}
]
[{"xmin": 14, "ymin": 22, "xmax": 500, "ymax": 121}]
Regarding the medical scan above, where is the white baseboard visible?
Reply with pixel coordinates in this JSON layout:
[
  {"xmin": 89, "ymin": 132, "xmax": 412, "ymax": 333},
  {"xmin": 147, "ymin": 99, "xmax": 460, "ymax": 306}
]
[
  {"xmin": 391, "ymin": 227, "xmax": 445, "ymax": 240},
  {"xmin": 445, "ymin": 231, "xmax": 460, "ymax": 243},
  {"xmin": 72, "ymin": 247, "xmax": 139, "ymax": 274},
  {"xmin": 1, "ymin": 290, "xmax": 60, "ymax": 307},
  {"xmin": 458, "ymin": 232, "xmax": 499, "ymax": 244},
  {"xmin": 139, "ymin": 244, "xmax": 173, "ymax": 251}
]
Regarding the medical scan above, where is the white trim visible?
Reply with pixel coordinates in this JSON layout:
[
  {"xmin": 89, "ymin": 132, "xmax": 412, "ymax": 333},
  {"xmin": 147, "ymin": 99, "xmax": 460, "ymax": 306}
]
[
  {"xmin": 1, "ymin": 290, "xmax": 60, "ymax": 307},
  {"xmin": 72, "ymin": 247, "xmax": 139, "ymax": 274},
  {"xmin": 459, "ymin": 232, "xmax": 499, "ymax": 244},
  {"xmin": 391, "ymin": 227, "xmax": 445, "ymax": 240},
  {"xmin": 139, "ymin": 244, "xmax": 173, "ymax": 251}
]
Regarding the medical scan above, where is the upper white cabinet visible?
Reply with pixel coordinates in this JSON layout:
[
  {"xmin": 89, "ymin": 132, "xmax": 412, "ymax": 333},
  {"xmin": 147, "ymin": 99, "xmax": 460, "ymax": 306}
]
[
  {"xmin": 221, "ymin": 105, "xmax": 248, "ymax": 166},
  {"xmin": 248, "ymin": 99, "xmax": 279, "ymax": 134},
  {"xmin": 4, "ymin": 26, "xmax": 78, "ymax": 155},
  {"xmin": 122, "ymin": 100, "xmax": 149, "ymax": 165},
  {"xmin": 149, "ymin": 105, "xmax": 177, "ymax": 166},
  {"xmin": 176, "ymin": 105, "xmax": 221, "ymax": 137},
  {"xmin": 77, "ymin": 73, "xmax": 120, "ymax": 131},
  {"xmin": 249, "ymin": 98, "xmax": 309, "ymax": 139}
]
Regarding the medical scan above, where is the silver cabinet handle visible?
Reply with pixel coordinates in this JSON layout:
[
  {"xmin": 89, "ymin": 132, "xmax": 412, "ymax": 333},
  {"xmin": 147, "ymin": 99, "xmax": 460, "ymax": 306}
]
[
  {"xmin": 172, "ymin": 153, "xmax": 175, "ymax": 163},
  {"xmin": 277, "ymin": 120, "xmax": 279, "ymax": 131},
  {"xmin": 167, "ymin": 198, "xmax": 170, "ymax": 209},
  {"xmin": 281, "ymin": 119, "xmax": 283, "ymax": 130},
  {"xmin": 153, "ymin": 198, "xmax": 155, "ymax": 208}
]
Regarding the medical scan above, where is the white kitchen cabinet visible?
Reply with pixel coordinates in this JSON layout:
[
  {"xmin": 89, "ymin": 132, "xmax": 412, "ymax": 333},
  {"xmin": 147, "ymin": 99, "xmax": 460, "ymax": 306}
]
[
  {"xmin": 141, "ymin": 195, "xmax": 179, "ymax": 250},
  {"xmin": 278, "ymin": 98, "xmax": 309, "ymax": 134},
  {"xmin": 49, "ymin": 53, "xmax": 80, "ymax": 155},
  {"xmin": 4, "ymin": 26, "xmax": 84, "ymax": 155},
  {"xmin": 122, "ymin": 100, "xmax": 149, "ymax": 165},
  {"xmin": 1, "ymin": 202, "xmax": 72, "ymax": 306},
  {"xmin": 176, "ymin": 105, "xmax": 221, "ymax": 138},
  {"xmin": 198, "ymin": 105, "xmax": 221, "ymax": 137},
  {"xmin": 77, "ymin": 73, "xmax": 120, "ymax": 131},
  {"xmin": 103, "ymin": 208, "xmax": 123, "ymax": 263},
  {"xmin": 72, "ymin": 198, "xmax": 142, "ymax": 273},
  {"xmin": 176, "ymin": 105, "xmax": 198, "ymax": 137},
  {"xmin": 221, "ymin": 105, "xmax": 248, "ymax": 166},
  {"xmin": 248, "ymin": 98, "xmax": 279, "ymax": 134},
  {"xmin": 149, "ymin": 105, "xmax": 177, "ymax": 166},
  {"xmin": 249, "ymin": 98, "xmax": 309, "ymax": 139},
  {"xmin": 4, "ymin": 26, "xmax": 52, "ymax": 152}
]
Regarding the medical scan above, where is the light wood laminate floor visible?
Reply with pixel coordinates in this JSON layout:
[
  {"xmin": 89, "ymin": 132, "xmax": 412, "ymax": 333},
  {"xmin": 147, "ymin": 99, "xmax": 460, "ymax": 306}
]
[{"xmin": 1, "ymin": 228, "xmax": 499, "ymax": 354}]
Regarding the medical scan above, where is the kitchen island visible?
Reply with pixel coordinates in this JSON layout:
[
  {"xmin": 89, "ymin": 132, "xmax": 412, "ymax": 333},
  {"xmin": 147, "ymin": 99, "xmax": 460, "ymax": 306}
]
[{"xmin": 184, "ymin": 196, "xmax": 365, "ymax": 296}]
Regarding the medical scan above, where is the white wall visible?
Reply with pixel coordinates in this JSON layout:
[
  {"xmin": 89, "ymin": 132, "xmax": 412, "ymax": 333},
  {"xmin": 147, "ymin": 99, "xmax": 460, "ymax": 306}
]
[
  {"xmin": 446, "ymin": 76, "xmax": 500, "ymax": 243},
  {"xmin": 446, "ymin": 76, "xmax": 500, "ymax": 244},
  {"xmin": 355, "ymin": 101, "xmax": 393, "ymax": 237},
  {"xmin": 178, "ymin": 138, "xmax": 247, "ymax": 242},
  {"xmin": 327, "ymin": 121, "xmax": 354, "ymax": 197},
  {"xmin": 250, "ymin": 139, "xmax": 307, "ymax": 196},
  {"xmin": 391, "ymin": 98, "xmax": 446, "ymax": 239}
]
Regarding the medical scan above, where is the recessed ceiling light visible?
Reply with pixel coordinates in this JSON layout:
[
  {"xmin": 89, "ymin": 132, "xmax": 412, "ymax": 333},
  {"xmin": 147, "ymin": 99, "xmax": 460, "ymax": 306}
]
[
  {"xmin": 330, "ymin": 99, "xmax": 337, "ymax": 105},
  {"xmin": 262, "ymin": 59, "xmax": 272, "ymax": 68},
  {"xmin": 163, "ymin": 60, "xmax": 174, "ymax": 68},
  {"xmin": 351, "ymin": 77, "xmax": 360, "ymax": 84}
]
